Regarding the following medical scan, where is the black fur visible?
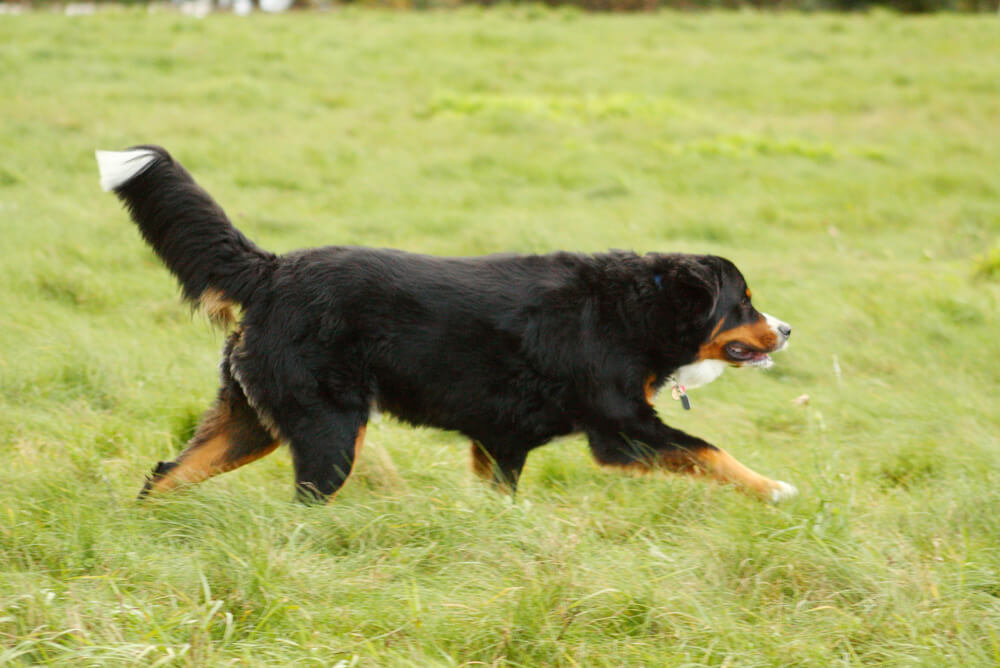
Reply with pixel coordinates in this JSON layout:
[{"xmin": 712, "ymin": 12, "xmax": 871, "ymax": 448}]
[
  {"xmin": 111, "ymin": 145, "xmax": 276, "ymax": 305},
  {"xmin": 107, "ymin": 145, "xmax": 775, "ymax": 502}
]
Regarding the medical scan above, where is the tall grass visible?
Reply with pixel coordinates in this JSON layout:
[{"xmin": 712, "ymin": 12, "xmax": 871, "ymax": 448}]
[{"xmin": 1, "ymin": 9, "xmax": 999, "ymax": 665}]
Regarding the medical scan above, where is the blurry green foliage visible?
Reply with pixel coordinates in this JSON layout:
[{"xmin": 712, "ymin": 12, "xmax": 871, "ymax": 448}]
[{"xmin": 16, "ymin": 0, "xmax": 1000, "ymax": 12}]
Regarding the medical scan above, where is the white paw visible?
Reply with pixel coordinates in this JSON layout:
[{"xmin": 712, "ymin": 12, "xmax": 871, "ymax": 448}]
[{"xmin": 769, "ymin": 480, "xmax": 798, "ymax": 503}]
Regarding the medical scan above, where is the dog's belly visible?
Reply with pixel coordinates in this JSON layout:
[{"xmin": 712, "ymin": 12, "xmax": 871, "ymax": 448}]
[{"xmin": 373, "ymin": 369, "xmax": 575, "ymax": 445}]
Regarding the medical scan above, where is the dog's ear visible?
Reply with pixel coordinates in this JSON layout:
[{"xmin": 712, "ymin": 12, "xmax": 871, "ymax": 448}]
[{"xmin": 648, "ymin": 255, "xmax": 720, "ymax": 326}]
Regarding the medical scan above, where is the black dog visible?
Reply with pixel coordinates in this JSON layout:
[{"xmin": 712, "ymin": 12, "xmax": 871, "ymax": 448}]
[{"xmin": 96, "ymin": 146, "xmax": 796, "ymax": 503}]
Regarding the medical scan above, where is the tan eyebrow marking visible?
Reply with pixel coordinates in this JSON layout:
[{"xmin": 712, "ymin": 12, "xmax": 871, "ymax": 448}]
[
  {"xmin": 709, "ymin": 318, "xmax": 725, "ymax": 339},
  {"xmin": 745, "ymin": 288, "xmax": 752, "ymax": 299}
]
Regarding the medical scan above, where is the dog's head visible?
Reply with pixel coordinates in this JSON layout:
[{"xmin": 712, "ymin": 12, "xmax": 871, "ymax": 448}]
[{"xmin": 648, "ymin": 253, "xmax": 791, "ymax": 369}]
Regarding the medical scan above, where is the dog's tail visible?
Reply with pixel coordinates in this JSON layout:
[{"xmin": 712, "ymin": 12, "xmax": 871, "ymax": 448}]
[{"xmin": 96, "ymin": 145, "xmax": 276, "ymax": 326}]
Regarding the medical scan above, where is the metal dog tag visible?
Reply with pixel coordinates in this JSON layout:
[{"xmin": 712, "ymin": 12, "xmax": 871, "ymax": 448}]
[{"xmin": 671, "ymin": 384, "xmax": 692, "ymax": 410}]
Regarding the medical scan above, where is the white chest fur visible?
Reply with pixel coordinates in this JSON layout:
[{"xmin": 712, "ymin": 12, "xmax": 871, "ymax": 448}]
[{"xmin": 672, "ymin": 359, "xmax": 728, "ymax": 390}]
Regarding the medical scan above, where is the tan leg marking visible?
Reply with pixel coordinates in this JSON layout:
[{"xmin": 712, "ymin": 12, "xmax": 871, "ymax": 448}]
[
  {"xmin": 322, "ymin": 422, "xmax": 368, "ymax": 505},
  {"xmin": 143, "ymin": 392, "xmax": 279, "ymax": 497},
  {"xmin": 603, "ymin": 446, "xmax": 793, "ymax": 502},
  {"xmin": 146, "ymin": 433, "xmax": 280, "ymax": 495},
  {"xmin": 692, "ymin": 448, "xmax": 789, "ymax": 500},
  {"xmin": 354, "ymin": 425, "xmax": 367, "ymax": 460},
  {"xmin": 469, "ymin": 440, "xmax": 518, "ymax": 493},
  {"xmin": 470, "ymin": 440, "xmax": 493, "ymax": 482}
]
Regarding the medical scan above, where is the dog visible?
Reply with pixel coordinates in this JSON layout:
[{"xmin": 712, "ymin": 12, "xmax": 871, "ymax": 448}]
[{"xmin": 95, "ymin": 145, "xmax": 797, "ymax": 504}]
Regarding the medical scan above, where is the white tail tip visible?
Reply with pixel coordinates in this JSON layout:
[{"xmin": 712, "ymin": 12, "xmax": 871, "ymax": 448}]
[{"xmin": 95, "ymin": 148, "xmax": 157, "ymax": 192}]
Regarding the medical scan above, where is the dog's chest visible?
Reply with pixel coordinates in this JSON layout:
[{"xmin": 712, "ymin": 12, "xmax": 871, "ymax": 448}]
[{"xmin": 671, "ymin": 359, "xmax": 728, "ymax": 390}]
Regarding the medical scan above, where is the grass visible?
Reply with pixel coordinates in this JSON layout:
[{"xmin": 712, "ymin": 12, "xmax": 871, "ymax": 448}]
[{"xmin": 2, "ymin": 7, "xmax": 1000, "ymax": 666}]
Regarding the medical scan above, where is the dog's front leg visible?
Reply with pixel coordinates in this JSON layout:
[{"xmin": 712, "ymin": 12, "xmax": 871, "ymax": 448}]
[{"xmin": 585, "ymin": 415, "xmax": 796, "ymax": 502}]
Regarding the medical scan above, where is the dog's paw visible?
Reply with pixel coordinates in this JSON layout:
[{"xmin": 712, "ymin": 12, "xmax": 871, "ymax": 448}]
[{"xmin": 769, "ymin": 480, "xmax": 798, "ymax": 503}]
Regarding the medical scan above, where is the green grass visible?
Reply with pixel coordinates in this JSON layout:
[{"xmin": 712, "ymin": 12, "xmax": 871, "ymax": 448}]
[{"xmin": 2, "ymin": 7, "xmax": 1000, "ymax": 666}]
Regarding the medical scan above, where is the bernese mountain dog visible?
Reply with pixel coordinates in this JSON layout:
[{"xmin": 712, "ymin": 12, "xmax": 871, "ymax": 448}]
[{"xmin": 96, "ymin": 146, "xmax": 796, "ymax": 504}]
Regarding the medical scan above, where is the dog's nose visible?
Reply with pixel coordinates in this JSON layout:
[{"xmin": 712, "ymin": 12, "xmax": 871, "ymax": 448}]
[{"xmin": 778, "ymin": 324, "xmax": 792, "ymax": 338}]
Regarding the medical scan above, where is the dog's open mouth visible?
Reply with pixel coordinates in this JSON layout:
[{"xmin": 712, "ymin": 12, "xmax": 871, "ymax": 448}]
[{"xmin": 725, "ymin": 342, "xmax": 773, "ymax": 367}]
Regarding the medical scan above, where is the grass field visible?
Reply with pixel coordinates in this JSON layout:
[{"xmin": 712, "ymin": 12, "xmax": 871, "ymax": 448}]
[{"xmin": 2, "ymin": 7, "xmax": 1000, "ymax": 666}]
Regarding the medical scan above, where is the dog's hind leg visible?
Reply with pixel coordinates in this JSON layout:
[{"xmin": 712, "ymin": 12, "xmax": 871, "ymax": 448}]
[
  {"xmin": 138, "ymin": 380, "xmax": 280, "ymax": 499},
  {"xmin": 279, "ymin": 405, "xmax": 368, "ymax": 504}
]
